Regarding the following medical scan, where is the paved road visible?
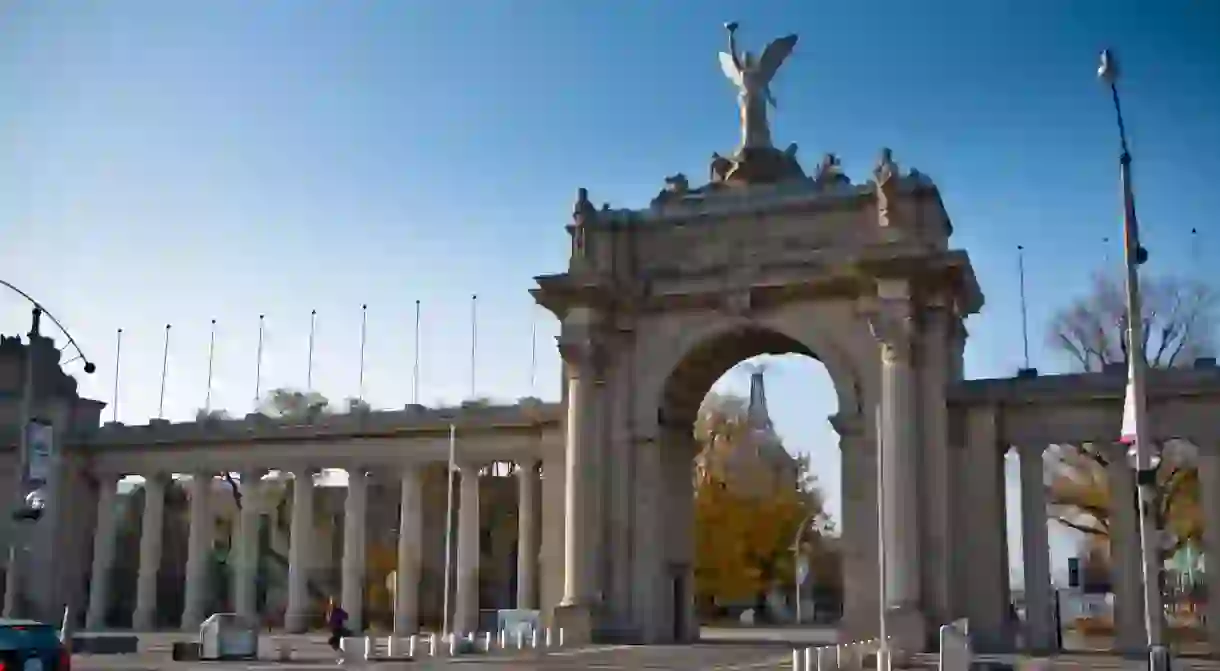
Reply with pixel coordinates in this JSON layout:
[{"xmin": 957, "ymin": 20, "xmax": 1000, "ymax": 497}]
[{"xmin": 68, "ymin": 628, "xmax": 1220, "ymax": 670}]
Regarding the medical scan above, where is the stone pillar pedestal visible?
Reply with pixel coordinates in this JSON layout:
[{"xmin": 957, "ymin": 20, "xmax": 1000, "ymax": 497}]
[
  {"xmin": 455, "ymin": 464, "xmax": 481, "ymax": 634},
  {"xmin": 342, "ymin": 469, "xmax": 368, "ymax": 632},
  {"xmin": 1018, "ymin": 445, "xmax": 1055, "ymax": 652},
  {"xmin": 516, "ymin": 460, "xmax": 540, "ymax": 610},
  {"xmin": 181, "ymin": 472, "xmax": 213, "ymax": 630},
  {"xmin": 234, "ymin": 471, "xmax": 262, "ymax": 624},
  {"xmin": 285, "ymin": 469, "xmax": 316, "ymax": 633},
  {"xmin": 86, "ymin": 476, "xmax": 119, "ymax": 630},
  {"xmin": 394, "ymin": 466, "xmax": 422, "ymax": 636},
  {"xmin": 132, "ymin": 474, "xmax": 166, "ymax": 630}
]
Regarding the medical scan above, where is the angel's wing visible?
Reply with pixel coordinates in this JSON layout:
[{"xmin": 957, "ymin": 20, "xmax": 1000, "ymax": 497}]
[
  {"xmin": 756, "ymin": 34, "xmax": 798, "ymax": 83},
  {"xmin": 718, "ymin": 51, "xmax": 743, "ymax": 88}
]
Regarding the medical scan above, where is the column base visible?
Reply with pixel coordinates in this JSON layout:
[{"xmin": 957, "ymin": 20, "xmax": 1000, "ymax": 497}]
[
  {"xmin": 284, "ymin": 611, "xmax": 311, "ymax": 634},
  {"xmin": 884, "ymin": 605, "xmax": 928, "ymax": 661},
  {"xmin": 552, "ymin": 603, "xmax": 594, "ymax": 645}
]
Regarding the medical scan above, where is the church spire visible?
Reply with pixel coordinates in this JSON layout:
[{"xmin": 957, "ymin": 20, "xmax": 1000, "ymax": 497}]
[{"xmin": 746, "ymin": 367, "xmax": 774, "ymax": 431}]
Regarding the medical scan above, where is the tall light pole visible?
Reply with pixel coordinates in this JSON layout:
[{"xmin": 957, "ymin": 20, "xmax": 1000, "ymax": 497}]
[
  {"xmin": 791, "ymin": 511, "xmax": 820, "ymax": 625},
  {"xmin": 1097, "ymin": 50, "xmax": 1169, "ymax": 670},
  {"xmin": 0, "ymin": 281, "xmax": 96, "ymax": 618}
]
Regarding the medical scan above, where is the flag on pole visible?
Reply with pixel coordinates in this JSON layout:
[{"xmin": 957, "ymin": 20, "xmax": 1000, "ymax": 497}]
[{"xmin": 1120, "ymin": 355, "xmax": 1138, "ymax": 445}]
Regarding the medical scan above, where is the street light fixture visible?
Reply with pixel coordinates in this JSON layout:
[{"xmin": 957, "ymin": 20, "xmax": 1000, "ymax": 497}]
[
  {"xmin": 1, "ymin": 281, "xmax": 95, "ymax": 617},
  {"xmin": 1097, "ymin": 49, "xmax": 1170, "ymax": 671}
]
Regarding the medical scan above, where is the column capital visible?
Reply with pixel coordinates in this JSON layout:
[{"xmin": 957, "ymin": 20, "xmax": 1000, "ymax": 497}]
[
  {"xmin": 828, "ymin": 411, "xmax": 865, "ymax": 438},
  {"xmin": 862, "ymin": 298, "xmax": 917, "ymax": 363},
  {"xmin": 557, "ymin": 335, "xmax": 608, "ymax": 375}
]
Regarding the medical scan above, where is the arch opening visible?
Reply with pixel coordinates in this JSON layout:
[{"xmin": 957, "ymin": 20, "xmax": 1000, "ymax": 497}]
[{"xmin": 651, "ymin": 323, "xmax": 848, "ymax": 641}]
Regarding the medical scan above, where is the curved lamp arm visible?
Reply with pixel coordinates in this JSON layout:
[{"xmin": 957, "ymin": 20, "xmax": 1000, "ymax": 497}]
[{"xmin": 0, "ymin": 279, "xmax": 95, "ymax": 374}]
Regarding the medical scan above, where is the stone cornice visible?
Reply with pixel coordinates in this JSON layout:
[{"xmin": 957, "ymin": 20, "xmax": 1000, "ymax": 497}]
[
  {"xmin": 48, "ymin": 400, "xmax": 562, "ymax": 451},
  {"xmin": 947, "ymin": 366, "xmax": 1220, "ymax": 406}
]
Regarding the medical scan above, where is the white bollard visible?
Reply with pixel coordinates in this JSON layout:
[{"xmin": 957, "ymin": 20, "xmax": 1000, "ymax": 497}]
[
  {"xmin": 449, "ymin": 632, "xmax": 458, "ymax": 656},
  {"xmin": 793, "ymin": 648, "xmax": 803, "ymax": 671},
  {"xmin": 836, "ymin": 645, "xmax": 846, "ymax": 670},
  {"xmin": 363, "ymin": 637, "xmax": 373, "ymax": 661},
  {"xmin": 530, "ymin": 628, "xmax": 538, "ymax": 649},
  {"xmin": 559, "ymin": 628, "xmax": 565, "ymax": 647},
  {"xmin": 498, "ymin": 629, "xmax": 507, "ymax": 649},
  {"xmin": 545, "ymin": 627, "xmax": 553, "ymax": 648},
  {"xmin": 429, "ymin": 633, "xmax": 436, "ymax": 656},
  {"xmin": 483, "ymin": 631, "xmax": 492, "ymax": 652},
  {"xmin": 516, "ymin": 630, "xmax": 524, "ymax": 650},
  {"xmin": 803, "ymin": 646, "xmax": 814, "ymax": 671},
  {"xmin": 408, "ymin": 635, "xmax": 417, "ymax": 658}
]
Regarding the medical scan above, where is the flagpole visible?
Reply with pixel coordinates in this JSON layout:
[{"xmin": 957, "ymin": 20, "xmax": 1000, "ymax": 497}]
[
  {"xmin": 254, "ymin": 315, "xmax": 265, "ymax": 406},
  {"xmin": 1017, "ymin": 245, "xmax": 1031, "ymax": 371},
  {"xmin": 469, "ymin": 294, "xmax": 477, "ymax": 400},
  {"xmin": 529, "ymin": 304, "xmax": 538, "ymax": 395},
  {"xmin": 1099, "ymin": 49, "xmax": 1167, "ymax": 670},
  {"xmin": 157, "ymin": 324, "xmax": 170, "ymax": 419},
  {"xmin": 358, "ymin": 304, "xmax": 368, "ymax": 403},
  {"xmin": 112, "ymin": 329, "xmax": 123, "ymax": 423},
  {"xmin": 307, "ymin": 309, "xmax": 317, "ymax": 392},
  {"xmin": 441, "ymin": 423, "xmax": 457, "ymax": 637},
  {"xmin": 205, "ymin": 319, "xmax": 217, "ymax": 412},
  {"xmin": 412, "ymin": 300, "xmax": 421, "ymax": 405}
]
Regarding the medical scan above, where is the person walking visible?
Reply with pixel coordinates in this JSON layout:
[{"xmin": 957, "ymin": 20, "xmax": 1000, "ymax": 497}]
[{"xmin": 326, "ymin": 598, "xmax": 350, "ymax": 663}]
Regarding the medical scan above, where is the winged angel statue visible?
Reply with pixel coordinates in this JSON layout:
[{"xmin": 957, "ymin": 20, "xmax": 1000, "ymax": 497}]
[{"xmin": 719, "ymin": 22, "xmax": 798, "ymax": 152}]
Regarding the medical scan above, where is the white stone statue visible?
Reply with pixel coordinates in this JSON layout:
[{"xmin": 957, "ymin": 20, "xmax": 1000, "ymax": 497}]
[{"xmin": 719, "ymin": 22, "xmax": 798, "ymax": 152}]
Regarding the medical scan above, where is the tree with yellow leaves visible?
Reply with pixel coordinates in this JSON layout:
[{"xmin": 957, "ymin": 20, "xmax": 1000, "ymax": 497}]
[{"xmin": 693, "ymin": 392, "xmax": 836, "ymax": 617}]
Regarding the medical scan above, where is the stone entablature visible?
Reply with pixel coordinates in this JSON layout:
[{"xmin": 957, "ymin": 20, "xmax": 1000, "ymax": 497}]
[
  {"xmin": 568, "ymin": 170, "xmax": 954, "ymax": 285},
  {"xmin": 948, "ymin": 360, "xmax": 1220, "ymax": 447},
  {"xmin": 72, "ymin": 399, "xmax": 563, "ymax": 449}
]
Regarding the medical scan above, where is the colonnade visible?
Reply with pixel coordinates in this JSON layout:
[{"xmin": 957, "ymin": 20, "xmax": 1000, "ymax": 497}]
[{"xmin": 83, "ymin": 460, "xmax": 543, "ymax": 634}]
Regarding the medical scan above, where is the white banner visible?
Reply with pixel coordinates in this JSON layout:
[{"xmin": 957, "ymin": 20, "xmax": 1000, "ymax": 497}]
[{"xmin": 25, "ymin": 420, "xmax": 54, "ymax": 485}]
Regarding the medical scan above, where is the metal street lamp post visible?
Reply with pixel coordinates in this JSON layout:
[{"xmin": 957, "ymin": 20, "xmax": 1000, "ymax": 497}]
[
  {"xmin": 791, "ymin": 511, "xmax": 820, "ymax": 625},
  {"xmin": 1096, "ymin": 50, "xmax": 1170, "ymax": 671},
  {"xmin": 0, "ymin": 281, "xmax": 95, "ymax": 618}
]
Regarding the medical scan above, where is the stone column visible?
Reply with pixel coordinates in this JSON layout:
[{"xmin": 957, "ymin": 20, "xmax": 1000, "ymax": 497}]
[
  {"xmin": 866, "ymin": 283, "xmax": 925, "ymax": 650},
  {"xmin": 455, "ymin": 464, "xmax": 481, "ymax": 634},
  {"xmin": 1198, "ymin": 448, "xmax": 1220, "ymax": 653},
  {"xmin": 85, "ymin": 475, "xmax": 119, "ymax": 630},
  {"xmin": 1018, "ymin": 444, "xmax": 1055, "ymax": 652},
  {"xmin": 181, "ymin": 471, "xmax": 213, "ymax": 630},
  {"xmin": 285, "ymin": 469, "xmax": 316, "ymax": 633},
  {"xmin": 1105, "ymin": 444, "xmax": 1145, "ymax": 654},
  {"xmin": 342, "ymin": 468, "xmax": 368, "ymax": 632},
  {"xmin": 394, "ymin": 466, "xmax": 423, "ymax": 636},
  {"xmin": 554, "ymin": 333, "xmax": 601, "ymax": 643},
  {"xmin": 133, "ymin": 474, "xmax": 167, "ymax": 630},
  {"xmin": 516, "ymin": 460, "xmax": 540, "ymax": 610},
  {"xmin": 233, "ymin": 471, "xmax": 262, "ymax": 623}
]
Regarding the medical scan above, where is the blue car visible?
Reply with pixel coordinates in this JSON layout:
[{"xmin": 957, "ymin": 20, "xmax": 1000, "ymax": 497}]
[{"xmin": 0, "ymin": 619, "xmax": 69, "ymax": 671}]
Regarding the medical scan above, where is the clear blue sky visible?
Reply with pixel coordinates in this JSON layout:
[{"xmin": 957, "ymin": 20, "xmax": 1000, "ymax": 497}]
[{"xmin": 3, "ymin": 1, "xmax": 1218, "ymax": 587}]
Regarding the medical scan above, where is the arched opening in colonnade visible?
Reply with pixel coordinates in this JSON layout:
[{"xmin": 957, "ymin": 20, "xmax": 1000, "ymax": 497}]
[{"xmin": 652, "ymin": 324, "xmax": 857, "ymax": 641}]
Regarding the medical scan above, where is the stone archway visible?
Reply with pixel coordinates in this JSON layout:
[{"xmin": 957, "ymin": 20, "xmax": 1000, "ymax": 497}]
[
  {"xmin": 532, "ymin": 153, "xmax": 983, "ymax": 648},
  {"xmin": 651, "ymin": 323, "xmax": 859, "ymax": 644}
]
